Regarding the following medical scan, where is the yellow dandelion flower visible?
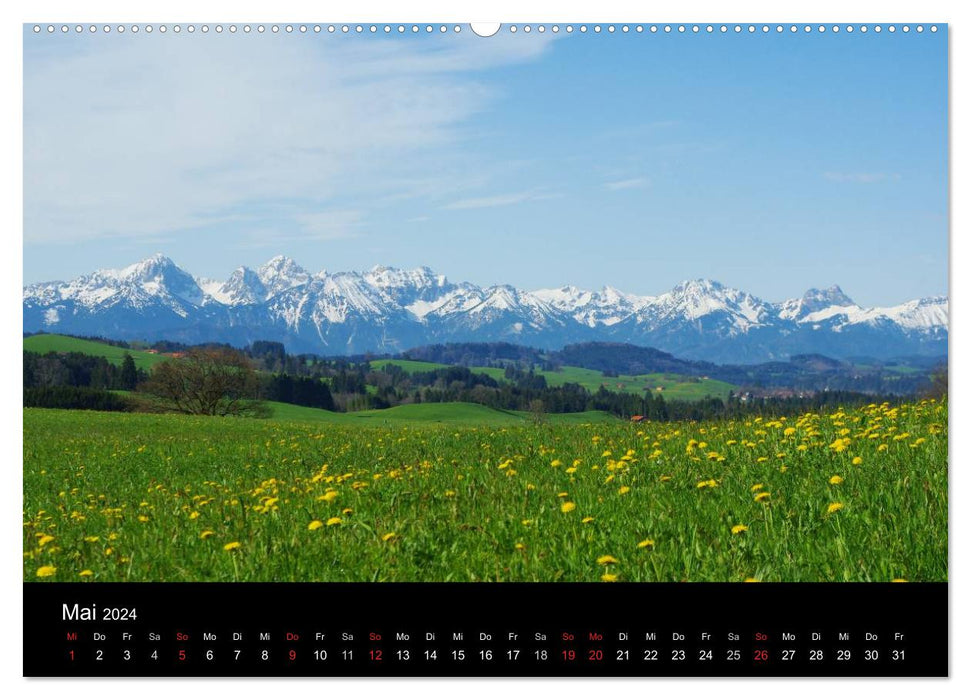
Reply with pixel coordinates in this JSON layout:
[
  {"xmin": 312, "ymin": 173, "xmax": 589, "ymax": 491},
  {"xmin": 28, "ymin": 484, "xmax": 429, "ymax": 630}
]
[
  {"xmin": 521, "ymin": 519, "xmax": 533, "ymax": 526},
  {"xmin": 637, "ymin": 539, "xmax": 655, "ymax": 549},
  {"xmin": 618, "ymin": 486, "xmax": 631, "ymax": 495},
  {"xmin": 308, "ymin": 520, "xmax": 324, "ymax": 531},
  {"xmin": 565, "ymin": 467, "xmax": 577, "ymax": 474},
  {"xmin": 83, "ymin": 536, "xmax": 99, "ymax": 543},
  {"xmin": 38, "ymin": 535, "xmax": 55, "ymax": 547},
  {"xmin": 731, "ymin": 524, "xmax": 748, "ymax": 535},
  {"xmin": 852, "ymin": 456, "xmax": 863, "ymax": 465},
  {"xmin": 550, "ymin": 459, "xmax": 563, "ymax": 468},
  {"xmin": 560, "ymin": 501, "xmax": 576, "ymax": 513},
  {"xmin": 514, "ymin": 543, "xmax": 525, "ymax": 551},
  {"xmin": 36, "ymin": 565, "xmax": 57, "ymax": 578},
  {"xmin": 829, "ymin": 438, "xmax": 850, "ymax": 453},
  {"xmin": 601, "ymin": 573, "xmax": 619, "ymax": 582},
  {"xmin": 892, "ymin": 578, "xmax": 908, "ymax": 583},
  {"xmin": 79, "ymin": 570, "xmax": 93, "ymax": 578},
  {"xmin": 200, "ymin": 530, "xmax": 215, "ymax": 539},
  {"xmin": 326, "ymin": 517, "xmax": 342, "ymax": 526},
  {"xmin": 596, "ymin": 555, "xmax": 619, "ymax": 565},
  {"xmin": 557, "ymin": 491, "xmax": 569, "ymax": 498},
  {"xmin": 826, "ymin": 502, "xmax": 844, "ymax": 515},
  {"xmin": 189, "ymin": 511, "xmax": 200, "ymax": 520},
  {"xmin": 750, "ymin": 483, "xmax": 764, "ymax": 492},
  {"xmin": 341, "ymin": 508, "xmax": 353, "ymax": 515},
  {"xmin": 754, "ymin": 492, "xmax": 771, "ymax": 502},
  {"xmin": 381, "ymin": 532, "xmax": 397, "ymax": 542},
  {"xmin": 659, "ymin": 475, "xmax": 672, "ymax": 482},
  {"xmin": 829, "ymin": 475, "xmax": 844, "ymax": 485},
  {"xmin": 223, "ymin": 541, "xmax": 241, "ymax": 551},
  {"xmin": 137, "ymin": 515, "xmax": 150, "ymax": 523},
  {"xmin": 581, "ymin": 516, "xmax": 595, "ymax": 524}
]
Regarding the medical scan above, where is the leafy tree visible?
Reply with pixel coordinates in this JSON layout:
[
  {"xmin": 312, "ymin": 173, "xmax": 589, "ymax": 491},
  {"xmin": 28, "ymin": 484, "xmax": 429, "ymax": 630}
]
[
  {"xmin": 24, "ymin": 386, "xmax": 131, "ymax": 412},
  {"xmin": 140, "ymin": 347, "xmax": 264, "ymax": 416},
  {"xmin": 263, "ymin": 373, "xmax": 335, "ymax": 411},
  {"xmin": 119, "ymin": 353, "xmax": 138, "ymax": 390}
]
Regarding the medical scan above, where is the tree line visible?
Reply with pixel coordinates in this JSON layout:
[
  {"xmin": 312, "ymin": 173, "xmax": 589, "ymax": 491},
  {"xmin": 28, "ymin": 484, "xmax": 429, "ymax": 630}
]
[
  {"xmin": 23, "ymin": 341, "xmax": 930, "ymax": 420},
  {"xmin": 23, "ymin": 348, "xmax": 335, "ymax": 414},
  {"xmin": 25, "ymin": 350, "xmax": 145, "ymax": 391}
]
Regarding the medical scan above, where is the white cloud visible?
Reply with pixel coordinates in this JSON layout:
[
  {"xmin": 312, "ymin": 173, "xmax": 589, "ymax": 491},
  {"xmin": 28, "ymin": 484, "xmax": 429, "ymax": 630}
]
[
  {"xmin": 603, "ymin": 177, "xmax": 650, "ymax": 191},
  {"xmin": 24, "ymin": 32, "xmax": 557, "ymax": 245},
  {"xmin": 442, "ymin": 190, "xmax": 560, "ymax": 210}
]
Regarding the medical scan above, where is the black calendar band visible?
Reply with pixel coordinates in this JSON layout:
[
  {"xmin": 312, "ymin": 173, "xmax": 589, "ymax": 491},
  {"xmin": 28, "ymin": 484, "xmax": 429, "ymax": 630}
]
[{"xmin": 24, "ymin": 582, "xmax": 947, "ymax": 677}]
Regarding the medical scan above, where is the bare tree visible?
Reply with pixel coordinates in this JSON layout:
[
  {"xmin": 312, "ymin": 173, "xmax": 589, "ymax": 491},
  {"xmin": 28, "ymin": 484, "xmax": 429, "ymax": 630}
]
[{"xmin": 140, "ymin": 347, "xmax": 265, "ymax": 416}]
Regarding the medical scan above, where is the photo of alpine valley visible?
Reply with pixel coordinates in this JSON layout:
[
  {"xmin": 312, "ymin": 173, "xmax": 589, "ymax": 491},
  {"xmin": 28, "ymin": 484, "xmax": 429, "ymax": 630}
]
[{"xmin": 23, "ymin": 27, "xmax": 947, "ymax": 583}]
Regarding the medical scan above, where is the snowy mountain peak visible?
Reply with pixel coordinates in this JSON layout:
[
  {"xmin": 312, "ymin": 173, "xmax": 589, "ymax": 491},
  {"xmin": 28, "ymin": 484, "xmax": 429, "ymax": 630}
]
[
  {"xmin": 366, "ymin": 264, "xmax": 446, "ymax": 288},
  {"xmin": 262, "ymin": 254, "xmax": 299, "ymax": 269},
  {"xmin": 214, "ymin": 266, "xmax": 267, "ymax": 305},
  {"xmin": 778, "ymin": 285, "xmax": 859, "ymax": 321},
  {"xmin": 110, "ymin": 254, "xmax": 204, "ymax": 307},
  {"xmin": 118, "ymin": 253, "xmax": 179, "ymax": 280},
  {"xmin": 23, "ymin": 257, "xmax": 948, "ymax": 362},
  {"xmin": 801, "ymin": 285, "xmax": 856, "ymax": 309},
  {"xmin": 659, "ymin": 279, "xmax": 766, "ymax": 324},
  {"xmin": 531, "ymin": 285, "xmax": 591, "ymax": 309},
  {"xmin": 257, "ymin": 255, "xmax": 311, "ymax": 297},
  {"xmin": 600, "ymin": 285, "xmax": 643, "ymax": 306},
  {"xmin": 671, "ymin": 278, "xmax": 727, "ymax": 295},
  {"xmin": 363, "ymin": 265, "xmax": 451, "ymax": 309}
]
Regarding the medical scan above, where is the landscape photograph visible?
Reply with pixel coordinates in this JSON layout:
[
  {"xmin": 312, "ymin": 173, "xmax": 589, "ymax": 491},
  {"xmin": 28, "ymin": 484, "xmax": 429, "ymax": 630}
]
[{"xmin": 23, "ymin": 25, "xmax": 947, "ymax": 583}]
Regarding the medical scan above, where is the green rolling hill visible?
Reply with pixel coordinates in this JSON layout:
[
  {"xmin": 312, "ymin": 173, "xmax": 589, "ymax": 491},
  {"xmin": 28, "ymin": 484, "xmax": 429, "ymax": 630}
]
[
  {"xmin": 24, "ymin": 334, "xmax": 166, "ymax": 370},
  {"xmin": 370, "ymin": 358, "xmax": 735, "ymax": 401}
]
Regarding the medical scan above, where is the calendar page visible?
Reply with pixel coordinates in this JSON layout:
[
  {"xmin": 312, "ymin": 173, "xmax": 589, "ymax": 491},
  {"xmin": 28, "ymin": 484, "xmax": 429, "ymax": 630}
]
[{"xmin": 21, "ymin": 19, "xmax": 948, "ymax": 678}]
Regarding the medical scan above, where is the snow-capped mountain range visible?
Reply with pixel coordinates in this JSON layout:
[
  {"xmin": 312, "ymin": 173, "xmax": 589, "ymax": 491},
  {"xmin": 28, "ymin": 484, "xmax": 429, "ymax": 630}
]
[{"xmin": 23, "ymin": 254, "xmax": 948, "ymax": 363}]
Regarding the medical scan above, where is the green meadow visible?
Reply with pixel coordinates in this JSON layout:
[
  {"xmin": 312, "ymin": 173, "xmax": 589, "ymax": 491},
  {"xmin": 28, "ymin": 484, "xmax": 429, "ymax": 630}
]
[
  {"xmin": 24, "ymin": 400, "xmax": 947, "ymax": 583},
  {"xmin": 24, "ymin": 334, "xmax": 165, "ymax": 370},
  {"xmin": 370, "ymin": 358, "xmax": 735, "ymax": 401}
]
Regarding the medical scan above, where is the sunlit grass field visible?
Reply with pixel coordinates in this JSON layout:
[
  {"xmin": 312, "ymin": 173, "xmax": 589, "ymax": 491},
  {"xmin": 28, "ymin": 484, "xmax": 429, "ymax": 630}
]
[
  {"xmin": 23, "ymin": 400, "xmax": 947, "ymax": 583},
  {"xmin": 23, "ymin": 334, "xmax": 165, "ymax": 370},
  {"xmin": 267, "ymin": 400, "xmax": 618, "ymax": 425},
  {"xmin": 537, "ymin": 366, "xmax": 735, "ymax": 401}
]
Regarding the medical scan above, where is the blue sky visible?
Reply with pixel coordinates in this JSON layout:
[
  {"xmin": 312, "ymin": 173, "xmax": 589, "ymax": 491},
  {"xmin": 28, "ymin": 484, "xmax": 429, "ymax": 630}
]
[{"xmin": 23, "ymin": 26, "xmax": 947, "ymax": 306}]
